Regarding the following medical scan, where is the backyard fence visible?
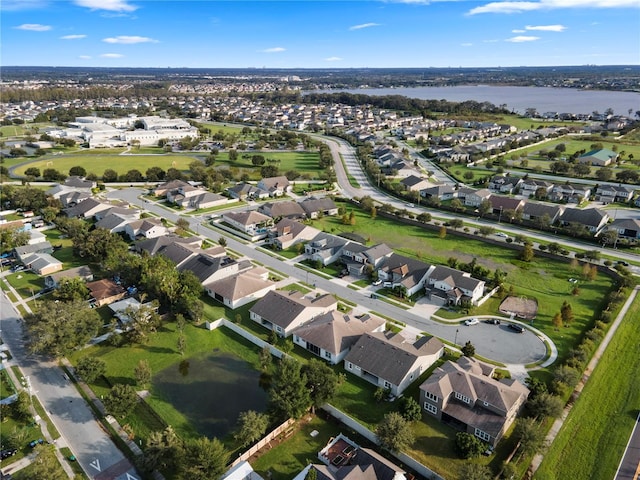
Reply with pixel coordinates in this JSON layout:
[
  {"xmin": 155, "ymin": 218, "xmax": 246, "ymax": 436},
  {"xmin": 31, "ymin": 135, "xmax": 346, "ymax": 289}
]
[
  {"xmin": 231, "ymin": 418, "xmax": 296, "ymax": 467},
  {"xmin": 205, "ymin": 318, "xmax": 290, "ymax": 359}
]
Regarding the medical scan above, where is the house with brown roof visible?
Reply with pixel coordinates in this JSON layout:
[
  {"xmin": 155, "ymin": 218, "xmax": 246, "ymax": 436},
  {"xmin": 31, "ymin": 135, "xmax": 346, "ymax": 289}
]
[
  {"xmin": 86, "ymin": 279, "xmax": 126, "ymax": 307},
  {"xmin": 153, "ymin": 179, "xmax": 191, "ymax": 197},
  {"xmin": 488, "ymin": 196, "xmax": 524, "ymax": 217},
  {"xmin": 419, "ymin": 357, "xmax": 529, "ymax": 446},
  {"xmin": 399, "ymin": 175, "xmax": 430, "ymax": 192},
  {"xmin": 249, "ymin": 289, "xmax": 337, "ymax": 337},
  {"xmin": 463, "ymin": 188, "xmax": 492, "ymax": 207},
  {"xmin": 376, "ymin": 253, "xmax": 431, "ymax": 297},
  {"xmin": 344, "ymin": 331, "xmax": 444, "ymax": 396},
  {"xmin": 257, "ymin": 176, "xmax": 291, "ymax": 197},
  {"xmin": 292, "ymin": 312, "xmax": 386, "ymax": 364},
  {"xmin": 259, "ymin": 201, "xmax": 306, "ymax": 220},
  {"xmin": 221, "ymin": 210, "xmax": 273, "ymax": 238},
  {"xmin": 204, "ymin": 267, "xmax": 276, "ymax": 309}
]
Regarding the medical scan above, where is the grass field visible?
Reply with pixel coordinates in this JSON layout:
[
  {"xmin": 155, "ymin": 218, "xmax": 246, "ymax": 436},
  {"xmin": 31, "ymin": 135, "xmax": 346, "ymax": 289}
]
[
  {"xmin": 309, "ymin": 207, "xmax": 615, "ymax": 362},
  {"xmin": 534, "ymin": 291, "xmax": 640, "ymax": 480}
]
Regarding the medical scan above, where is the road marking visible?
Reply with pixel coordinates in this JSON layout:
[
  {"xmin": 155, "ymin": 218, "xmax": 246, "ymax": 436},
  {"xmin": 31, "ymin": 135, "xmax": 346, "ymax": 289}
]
[
  {"xmin": 126, "ymin": 474, "xmax": 139, "ymax": 480},
  {"xmin": 90, "ymin": 459, "xmax": 101, "ymax": 472}
]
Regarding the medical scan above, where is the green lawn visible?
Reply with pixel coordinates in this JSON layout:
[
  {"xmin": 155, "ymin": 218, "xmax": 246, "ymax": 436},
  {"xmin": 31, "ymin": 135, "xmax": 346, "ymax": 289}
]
[
  {"xmin": 0, "ymin": 368, "xmax": 17, "ymax": 399},
  {"xmin": 211, "ymin": 151, "xmax": 322, "ymax": 176},
  {"xmin": 5, "ymin": 271, "xmax": 44, "ymax": 300},
  {"xmin": 535, "ymin": 292, "xmax": 640, "ymax": 480},
  {"xmin": 13, "ymin": 154, "xmax": 199, "ymax": 177}
]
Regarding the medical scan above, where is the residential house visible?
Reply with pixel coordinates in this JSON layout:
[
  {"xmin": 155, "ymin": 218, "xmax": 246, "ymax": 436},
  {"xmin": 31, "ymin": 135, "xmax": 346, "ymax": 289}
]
[
  {"xmin": 135, "ymin": 234, "xmax": 202, "ymax": 256},
  {"xmin": 178, "ymin": 254, "xmax": 251, "ymax": 285},
  {"xmin": 426, "ymin": 265, "xmax": 485, "ymax": 306},
  {"xmin": 421, "ymin": 184, "xmax": 457, "ymax": 201},
  {"xmin": 488, "ymin": 175, "xmax": 522, "ymax": 194},
  {"xmin": 167, "ymin": 185, "xmax": 227, "ymax": 209},
  {"xmin": 22, "ymin": 253, "xmax": 63, "ymax": 276},
  {"xmin": 44, "ymin": 265, "xmax": 94, "ymax": 289},
  {"xmin": 462, "ymin": 188, "xmax": 492, "ymax": 207},
  {"xmin": 299, "ymin": 197, "xmax": 339, "ymax": 219},
  {"xmin": 521, "ymin": 202, "xmax": 564, "ymax": 225},
  {"xmin": 26, "ymin": 230, "xmax": 47, "ymax": 245},
  {"xmin": 488, "ymin": 196, "xmax": 524, "ymax": 218},
  {"xmin": 124, "ymin": 218, "xmax": 168, "ymax": 241},
  {"xmin": 15, "ymin": 242, "xmax": 53, "ymax": 263},
  {"xmin": 46, "ymin": 176, "xmax": 95, "ymax": 202},
  {"xmin": 520, "ymin": 179, "xmax": 553, "ymax": 198},
  {"xmin": 65, "ymin": 198, "xmax": 114, "ymax": 218},
  {"xmin": 305, "ymin": 232, "xmax": 352, "ymax": 267},
  {"xmin": 292, "ymin": 312, "xmax": 386, "ymax": 364},
  {"xmin": 605, "ymin": 218, "xmax": 640, "ymax": 240},
  {"xmin": 343, "ymin": 331, "xmax": 444, "ymax": 396},
  {"xmin": 259, "ymin": 201, "xmax": 306, "ymax": 220},
  {"xmin": 153, "ymin": 179, "xmax": 191, "ymax": 197},
  {"xmin": 57, "ymin": 191, "xmax": 91, "ymax": 208},
  {"xmin": 227, "ymin": 182, "xmax": 270, "ymax": 201},
  {"xmin": 204, "ymin": 268, "xmax": 276, "ymax": 309},
  {"xmin": 376, "ymin": 253, "xmax": 431, "ymax": 297},
  {"xmin": 399, "ymin": 175, "xmax": 430, "ymax": 193},
  {"xmin": 221, "ymin": 210, "xmax": 273, "ymax": 238},
  {"xmin": 107, "ymin": 297, "xmax": 158, "ymax": 326},
  {"xmin": 578, "ymin": 148, "xmax": 618, "ymax": 166},
  {"xmin": 559, "ymin": 208, "xmax": 610, "ymax": 233},
  {"xmin": 550, "ymin": 184, "xmax": 592, "ymax": 204},
  {"xmin": 96, "ymin": 212, "xmax": 140, "ymax": 234},
  {"xmin": 269, "ymin": 218, "xmax": 321, "ymax": 250},
  {"xmin": 222, "ymin": 461, "xmax": 264, "ymax": 480},
  {"xmin": 257, "ymin": 176, "xmax": 291, "ymax": 197},
  {"xmin": 249, "ymin": 289, "xmax": 337, "ymax": 337},
  {"xmin": 342, "ymin": 243, "xmax": 394, "ymax": 277},
  {"xmin": 595, "ymin": 185, "xmax": 635, "ymax": 204},
  {"xmin": 294, "ymin": 434, "xmax": 408, "ymax": 480},
  {"xmin": 86, "ymin": 279, "xmax": 126, "ymax": 307},
  {"xmin": 420, "ymin": 357, "xmax": 529, "ymax": 446}
]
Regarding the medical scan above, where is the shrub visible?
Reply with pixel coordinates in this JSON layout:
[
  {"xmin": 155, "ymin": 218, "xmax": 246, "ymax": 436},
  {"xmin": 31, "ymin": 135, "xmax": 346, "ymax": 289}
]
[{"xmin": 455, "ymin": 432, "xmax": 485, "ymax": 459}]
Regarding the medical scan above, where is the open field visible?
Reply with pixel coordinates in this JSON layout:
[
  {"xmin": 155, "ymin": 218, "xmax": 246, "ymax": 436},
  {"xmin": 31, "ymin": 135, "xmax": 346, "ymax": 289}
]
[
  {"xmin": 12, "ymin": 154, "xmax": 199, "ymax": 177},
  {"xmin": 535, "ymin": 292, "xmax": 640, "ymax": 480},
  {"xmin": 309, "ymin": 206, "xmax": 616, "ymax": 362}
]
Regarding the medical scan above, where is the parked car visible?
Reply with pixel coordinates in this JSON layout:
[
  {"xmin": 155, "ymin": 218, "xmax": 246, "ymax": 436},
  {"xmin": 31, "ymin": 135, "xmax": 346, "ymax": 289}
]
[
  {"xmin": 0, "ymin": 448, "xmax": 17, "ymax": 459},
  {"xmin": 508, "ymin": 323, "xmax": 525, "ymax": 333},
  {"xmin": 484, "ymin": 318, "xmax": 500, "ymax": 325},
  {"xmin": 28, "ymin": 439, "xmax": 44, "ymax": 448},
  {"xmin": 372, "ymin": 279, "xmax": 382, "ymax": 286},
  {"xmin": 464, "ymin": 318, "xmax": 480, "ymax": 326},
  {"xmin": 617, "ymin": 261, "xmax": 629, "ymax": 267},
  {"xmin": 495, "ymin": 232, "xmax": 509, "ymax": 238}
]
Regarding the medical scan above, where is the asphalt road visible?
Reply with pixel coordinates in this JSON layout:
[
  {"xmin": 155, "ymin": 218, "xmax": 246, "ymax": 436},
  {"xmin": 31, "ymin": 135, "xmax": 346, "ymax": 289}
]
[
  {"xmin": 109, "ymin": 188, "xmax": 548, "ymax": 365},
  {"xmin": 0, "ymin": 291, "xmax": 140, "ymax": 480},
  {"xmin": 615, "ymin": 411, "xmax": 640, "ymax": 480}
]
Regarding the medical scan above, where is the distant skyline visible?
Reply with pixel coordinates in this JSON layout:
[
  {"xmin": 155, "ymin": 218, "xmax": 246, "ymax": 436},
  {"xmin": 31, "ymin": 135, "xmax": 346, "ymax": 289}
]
[{"xmin": 2, "ymin": 0, "xmax": 639, "ymax": 69}]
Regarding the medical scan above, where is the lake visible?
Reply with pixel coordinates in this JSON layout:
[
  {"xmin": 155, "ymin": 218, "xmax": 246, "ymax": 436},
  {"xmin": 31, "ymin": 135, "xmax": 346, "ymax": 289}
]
[
  {"xmin": 307, "ymin": 85, "xmax": 639, "ymax": 116},
  {"xmin": 152, "ymin": 350, "xmax": 268, "ymax": 439}
]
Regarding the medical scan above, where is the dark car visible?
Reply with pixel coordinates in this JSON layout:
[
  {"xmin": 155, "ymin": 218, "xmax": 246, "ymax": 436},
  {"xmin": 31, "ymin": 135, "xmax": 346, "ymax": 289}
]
[
  {"xmin": 28, "ymin": 439, "xmax": 44, "ymax": 448},
  {"xmin": 484, "ymin": 318, "xmax": 500, "ymax": 325},
  {"xmin": 508, "ymin": 323, "xmax": 525, "ymax": 334},
  {"xmin": 0, "ymin": 448, "xmax": 17, "ymax": 459}
]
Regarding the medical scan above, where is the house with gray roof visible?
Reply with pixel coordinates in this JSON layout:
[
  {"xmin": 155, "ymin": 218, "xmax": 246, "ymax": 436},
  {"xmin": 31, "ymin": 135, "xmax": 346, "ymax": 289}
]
[
  {"xmin": 559, "ymin": 208, "xmax": 609, "ymax": 233},
  {"xmin": 344, "ymin": 331, "xmax": 444, "ymax": 396},
  {"xmin": 95, "ymin": 212, "xmax": 139, "ymax": 234},
  {"xmin": 376, "ymin": 253, "xmax": 432, "ymax": 297},
  {"xmin": 153, "ymin": 179, "xmax": 191, "ymax": 197},
  {"xmin": 227, "ymin": 182, "xmax": 270, "ymax": 201},
  {"xmin": 204, "ymin": 267, "xmax": 276, "ymax": 309},
  {"xmin": 305, "ymin": 232, "xmax": 353, "ymax": 267},
  {"xmin": 23, "ymin": 253, "xmax": 63, "ymax": 276},
  {"xmin": 269, "ymin": 218, "xmax": 320, "ymax": 250},
  {"xmin": 605, "ymin": 218, "xmax": 640, "ymax": 240},
  {"xmin": 342, "ymin": 243, "xmax": 394, "ymax": 277},
  {"xmin": 420, "ymin": 357, "xmax": 529, "ymax": 446},
  {"xmin": 221, "ymin": 210, "xmax": 273, "ymax": 238},
  {"xmin": 44, "ymin": 265, "xmax": 94, "ymax": 289},
  {"xmin": 399, "ymin": 175, "xmax": 430, "ymax": 192},
  {"xmin": 249, "ymin": 289, "xmax": 337, "ymax": 337},
  {"xmin": 521, "ymin": 202, "xmax": 564, "ymax": 225},
  {"xmin": 257, "ymin": 176, "xmax": 291, "ymax": 197},
  {"xmin": 520, "ymin": 179, "xmax": 553, "ymax": 198},
  {"xmin": 292, "ymin": 312, "xmax": 386, "ymax": 364},
  {"xmin": 135, "ymin": 234, "xmax": 202, "ymax": 256},
  {"xmin": 426, "ymin": 265, "xmax": 485, "ymax": 306},
  {"xmin": 178, "ymin": 254, "xmax": 250, "ymax": 285},
  {"xmin": 595, "ymin": 185, "xmax": 635, "ymax": 204},
  {"xmin": 125, "ymin": 218, "xmax": 168, "ymax": 241},
  {"xmin": 259, "ymin": 201, "xmax": 306, "ymax": 220},
  {"xmin": 421, "ymin": 184, "xmax": 457, "ymax": 201},
  {"xmin": 64, "ymin": 198, "xmax": 114, "ymax": 218},
  {"xmin": 57, "ymin": 191, "xmax": 91, "ymax": 208},
  {"xmin": 15, "ymin": 241, "xmax": 53, "ymax": 263},
  {"xmin": 299, "ymin": 197, "xmax": 339, "ymax": 219}
]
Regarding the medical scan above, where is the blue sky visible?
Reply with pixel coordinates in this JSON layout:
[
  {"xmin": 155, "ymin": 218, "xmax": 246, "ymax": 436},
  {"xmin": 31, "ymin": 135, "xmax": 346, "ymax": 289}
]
[{"xmin": 2, "ymin": 0, "xmax": 639, "ymax": 68}]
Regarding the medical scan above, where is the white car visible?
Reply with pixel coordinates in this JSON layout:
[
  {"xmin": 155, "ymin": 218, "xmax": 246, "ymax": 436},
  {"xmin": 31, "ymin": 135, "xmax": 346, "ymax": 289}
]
[
  {"xmin": 372, "ymin": 279, "xmax": 382, "ymax": 286},
  {"xmin": 464, "ymin": 318, "xmax": 480, "ymax": 326},
  {"xmin": 495, "ymin": 232, "xmax": 509, "ymax": 238}
]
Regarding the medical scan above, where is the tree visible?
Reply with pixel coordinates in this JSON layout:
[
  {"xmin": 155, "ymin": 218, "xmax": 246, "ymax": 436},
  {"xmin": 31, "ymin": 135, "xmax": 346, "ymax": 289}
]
[
  {"xmin": 134, "ymin": 359, "xmax": 152, "ymax": 387},
  {"xmin": 458, "ymin": 462, "xmax": 492, "ymax": 480},
  {"xmin": 104, "ymin": 384, "xmax": 138, "ymax": 418},
  {"xmin": 12, "ymin": 391, "xmax": 32, "ymax": 421},
  {"xmin": 102, "ymin": 169, "xmax": 118, "ymax": 182},
  {"xmin": 177, "ymin": 436, "xmax": 228, "ymax": 480},
  {"xmin": 303, "ymin": 359, "xmax": 343, "ymax": 411},
  {"xmin": 552, "ymin": 365, "xmax": 580, "ymax": 392},
  {"xmin": 596, "ymin": 167, "xmax": 613, "ymax": 182},
  {"xmin": 218, "ymin": 236, "xmax": 227, "ymax": 247},
  {"xmin": 76, "ymin": 356, "xmax": 106, "ymax": 383},
  {"xmin": 477, "ymin": 226, "xmax": 495, "ymax": 237},
  {"xmin": 438, "ymin": 226, "xmax": 447, "ymax": 239},
  {"xmin": 478, "ymin": 199, "xmax": 492, "ymax": 217},
  {"xmin": 398, "ymin": 396, "xmax": 422, "ymax": 422},
  {"xmin": 520, "ymin": 243, "xmax": 534, "ymax": 262},
  {"xmin": 234, "ymin": 410, "xmax": 270, "ymax": 447},
  {"xmin": 176, "ymin": 217, "xmax": 190, "ymax": 233},
  {"xmin": 527, "ymin": 392, "xmax": 564, "ymax": 419},
  {"xmin": 177, "ymin": 334, "xmax": 186, "ymax": 356},
  {"xmin": 69, "ymin": 165, "xmax": 87, "ymax": 177},
  {"xmin": 24, "ymin": 167, "xmax": 41, "ymax": 178},
  {"xmin": 146, "ymin": 166, "xmax": 166, "ymax": 182},
  {"xmin": 514, "ymin": 417, "xmax": 544, "ymax": 455},
  {"xmin": 20, "ymin": 445, "xmax": 67, "ymax": 480},
  {"xmin": 560, "ymin": 301, "xmax": 574, "ymax": 325},
  {"xmin": 259, "ymin": 345, "xmax": 272, "ymax": 373},
  {"xmin": 268, "ymin": 357, "xmax": 311, "ymax": 419},
  {"xmin": 449, "ymin": 218, "xmax": 464, "ymax": 230},
  {"xmin": 140, "ymin": 426, "xmax": 180, "ymax": 473},
  {"xmin": 54, "ymin": 277, "xmax": 89, "ymax": 302},
  {"xmin": 455, "ymin": 432, "xmax": 485, "ymax": 459},
  {"xmin": 552, "ymin": 312, "xmax": 563, "ymax": 330},
  {"xmin": 376, "ymin": 412, "xmax": 414, "ymax": 452},
  {"xmin": 24, "ymin": 300, "xmax": 101, "ymax": 357},
  {"xmin": 461, "ymin": 341, "xmax": 475, "ymax": 357},
  {"xmin": 126, "ymin": 302, "xmax": 162, "ymax": 344}
]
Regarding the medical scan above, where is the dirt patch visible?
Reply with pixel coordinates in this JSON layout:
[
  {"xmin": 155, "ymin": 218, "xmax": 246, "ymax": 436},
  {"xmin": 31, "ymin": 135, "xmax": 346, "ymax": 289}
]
[{"xmin": 499, "ymin": 296, "xmax": 538, "ymax": 319}]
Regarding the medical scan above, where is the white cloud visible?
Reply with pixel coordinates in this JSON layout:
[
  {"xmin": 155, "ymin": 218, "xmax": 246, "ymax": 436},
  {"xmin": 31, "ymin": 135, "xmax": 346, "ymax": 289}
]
[
  {"xmin": 324, "ymin": 56, "xmax": 343, "ymax": 61},
  {"xmin": 526, "ymin": 24, "xmax": 566, "ymax": 31},
  {"xmin": 260, "ymin": 47, "xmax": 286, "ymax": 53},
  {"xmin": 61, "ymin": 34, "xmax": 87, "ymax": 40},
  {"xmin": 100, "ymin": 53, "xmax": 124, "ymax": 58},
  {"xmin": 79, "ymin": 55, "xmax": 92, "ymax": 59},
  {"xmin": 512, "ymin": 29, "xmax": 525, "ymax": 32},
  {"xmin": 15, "ymin": 23, "xmax": 51, "ymax": 31},
  {"xmin": 349, "ymin": 23, "xmax": 381, "ymax": 31},
  {"xmin": 103, "ymin": 35, "xmax": 158, "ymax": 44},
  {"xmin": 506, "ymin": 35, "xmax": 540, "ymax": 42},
  {"xmin": 1, "ymin": 0, "xmax": 49, "ymax": 11},
  {"xmin": 461, "ymin": 42, "xmax": 473, "ymax": 47},
  {"xmin": 73, "ymin": 0, "xmax": 137, "ymax": 12},
  {"xmin": 469, "ymin": 0, "xmax": 638, "ymax": 15}
]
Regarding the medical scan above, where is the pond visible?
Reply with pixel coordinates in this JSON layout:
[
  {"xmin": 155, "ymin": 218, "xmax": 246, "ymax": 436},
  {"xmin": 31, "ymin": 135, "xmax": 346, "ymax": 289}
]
[{"xmin": 152, "ymin": 349, "xmax": 268, "ymax": 439}]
